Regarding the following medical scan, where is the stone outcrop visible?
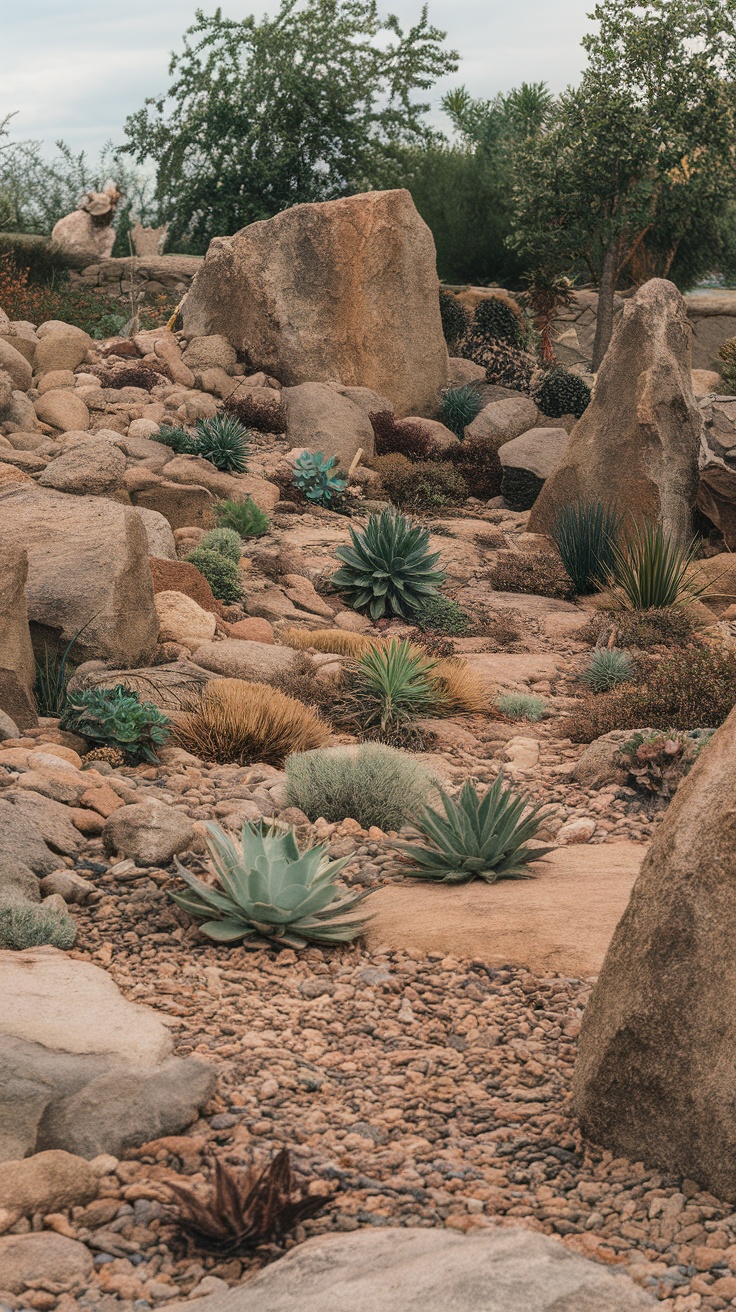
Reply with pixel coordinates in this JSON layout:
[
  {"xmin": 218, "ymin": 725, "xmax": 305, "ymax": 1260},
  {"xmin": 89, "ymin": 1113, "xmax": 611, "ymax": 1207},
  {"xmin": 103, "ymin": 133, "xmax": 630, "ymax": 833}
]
[
  {"xmin": 573, "ymin": 704, "xmax": 736, "ymax": 1200},
  {"xmin": 0, "ymin": 947, "xmax": 217, "ymax": 1160},
  {"xmin": 0, "ymin": 544, "xmax": 36, "ymax": 729},
  {"xmin": 283, "ymin": 382, "xmax": 375, "ymax": 470},
  {"xmin": 0, "ymin": 485, "xmax": 159, "ymax": 665},
  {"xmin": 529, "ymin": 280, "xmax": 702, "ymax": 540},
  {"xmin": 182, "ymin": 189, "xmax": 448, "ymax": 417},
  {"xmin": 499, "ymin": 427, "xmax": 569, "ymax": 511}
]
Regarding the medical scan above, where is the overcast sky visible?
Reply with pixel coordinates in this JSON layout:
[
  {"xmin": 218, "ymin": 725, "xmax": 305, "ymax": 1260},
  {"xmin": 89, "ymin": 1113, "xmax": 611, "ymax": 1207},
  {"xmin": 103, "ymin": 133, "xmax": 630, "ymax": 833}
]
[{"xmin": 2, "ymin": 0, "xmax": 593, "ymax": 158}]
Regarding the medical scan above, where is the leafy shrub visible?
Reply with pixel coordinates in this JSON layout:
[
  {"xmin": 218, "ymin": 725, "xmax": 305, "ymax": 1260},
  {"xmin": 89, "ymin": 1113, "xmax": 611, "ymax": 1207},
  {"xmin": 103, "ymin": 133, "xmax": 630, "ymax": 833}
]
[
  {"xmin": 446, "ymin": 434, "xmax": 503, "ymax": 499},
  {"xmin": 225, "ymin": 391, "xmax": 286, "ymax": 434},
  {"xmin": 332, "ymin": 509, "xmax": 446, "ymax": 619},
  {"xmin": 370, "ymin": 411, "xmax": 434, "ymax": 461},
  {"xmin": 497, "ymin": 692, "xmax": 549, "ymax": 722},
  {"xmin": 60, "ymin": 684, "xmax": 171, "ymax": 763},
  {"xmin": 472, "ymin": 294, "xmax": 525, "ymax": 347},
  {"xmin": 283, "ymin": 628, "xmax": 381, "ymax": 657},
  {"xmin": 193, "ymin": 414, "xmax": 251, "ymax": 473},
  {"xmin": 0, "ymin": 904, "xmax": 77, "ymax": 950},
  {"xmin": 411, "ymin": 594, "xmax": 471, "ymax": 635},
  {"xmin": 551, "ymin": 500, "xmax": 621, "ymax": 595},
  {"xmin": 285, "ymin": 742, "xmax": 436, "ymax": 830},
  {"xmin": 534, "ymin": 365, "xmax": 591, "ymax": 419},
  {"xmin": 200, "ymin": 527, "xmax": 242, "ymax": 562},
  {"xmin": 394, "ymin": 774, "xmax": 551, "ymax": 882},
  {"xmin": 489, "ymin": 549, "xmax": 576, "ymax": 600},
  {"xmin": 616, "ymin": 729, "xmax": 711, "ymax": 798},
  {"xmin": 168, "ymin": 819, "xmax": 366, "ymax": 947},
  {"xmin": 582, "ymin": 607, "xmax": 696, "ymax": 650},
  {"xmin": 154, "ymin": 426, "xmax": 198, "ymax": 455},
  {"xmin": 292, "ymin": 451, "xmax": 348, "ymax": 507},
  {"xmin": 374, "ymin": 454, "xmax": 468, "ymax": 510},
  {"xmin": 185, "ymin": 547, "xmax": 243, "ymax": 603},
  {"xmin": 608, "ymin": 522, "xmax": 707, "ymax": 610},
  {"xmin": 440, "ymin": 384, "xmax": 483, "ymax": 438},
  {"xmin": 215, "ymin": 497, "xmax": 270, "ymax": 538},
  {"xmin": 352, "ymin": 639, "xmax": 441, "ymax": 735},
  {"xmin": 580, "ymin": 648, "xmax": 635, "ymax": 693},
  {"xmin": 173, "ymin": 678, "xmax": 330, "ymax": 766},
  {"xmin": 439, "ymin": 291, "xmax": 469, "ymax": 349},
  {"xmin": 562, "ymin": 644, "xmax": 736, "ymax": 742},
  {"xmin": 718, "ymin": 336, "xmax": 736, "ymax": 391}
]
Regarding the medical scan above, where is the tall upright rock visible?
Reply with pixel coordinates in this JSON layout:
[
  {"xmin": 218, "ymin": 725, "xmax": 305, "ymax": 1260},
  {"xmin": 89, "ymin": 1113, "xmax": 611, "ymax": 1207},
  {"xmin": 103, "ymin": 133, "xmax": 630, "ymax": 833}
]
[
  {"xmin": 573, "ymin": 704, "xmax": 736, "ymax": 1200},
  {"xmin": 528, "ymin": 280, "xmax": 702, "ymax": 540},
  {"xmin": 182, "ymin": 190, "xmax": 448, "ymax": 418}
]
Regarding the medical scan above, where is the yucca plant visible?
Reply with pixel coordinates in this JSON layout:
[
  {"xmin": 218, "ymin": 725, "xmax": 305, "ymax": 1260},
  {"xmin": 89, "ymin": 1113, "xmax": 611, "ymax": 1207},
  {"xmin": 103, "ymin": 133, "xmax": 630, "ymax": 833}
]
[
  {"xmin": 60, "ymin": 684, "xmax": 171, "ymax": 764},
  {"xmin": 332, "ymin": 510, "xmax": 446, "ymax": 620},
  {"xmin": 352, "ymin": 639, "xmax": 441, "ymax": 734},
  {"xmin": 166, "ymin": 1150, "xmax": 332, "ymax": 1255},
  {"xmin": 551, "ymin": 500, "xmax": 621, "ymax": 594},
  {"xmin": 200, "ymin": 527, "xmax": 242, "ymax": 562},
  {"xmin": 395, "ymin": 775, "xmax": 552, "ymax": 883},
  {"xmin": 580, "ymin": 648, "xmax": 635, "ymax": 693},
  {"xmin": 607, "ymin": 522, "xmax": 708, "ymax": 610},
  {"xmin": 215, "ymin": 497, "xmax": 270, "ymax": 538},
  {"xmin": 168, "ymin": 819, "xmax": 368, "ymax": 947},
  {"xmin": 193, "ymin": 414, "xmax": 251, "ymax": 472},
  {"xmin": 440, "ymin": 384, "xmax": 483, "ymax": 438}
]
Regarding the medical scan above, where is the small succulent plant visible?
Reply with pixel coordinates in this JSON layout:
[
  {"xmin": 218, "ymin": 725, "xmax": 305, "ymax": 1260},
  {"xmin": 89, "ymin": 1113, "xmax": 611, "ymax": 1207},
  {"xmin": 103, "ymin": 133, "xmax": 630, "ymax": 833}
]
[
  {"xmin": 185, "ymin": 547, "xmax": 243, "ymax": 603},
  {"xmin": 215, "ymin": 497, "xmax": 270, "ymax": 538},
  {"xmin": 292, "ymin": 450, "xmax": 348, "ymax": 507},
  {"xmin": 332, "ymin": 509, "xmax": 446, "ymax": 620},
  {"xmin": 394, "ymin": 775, "xmax": 552, "ymax": 883},
  {"xmin": 60, "ymin": 684, "xmax": 171, "ymax": 764},
  {"xmin": 440, "ymin": 384, "xmax": 483, "ymax": 438},
  {"xmin": 580, "ymin": 648, "xmax": 635, "ymax": 693},
  {"xmin": 200, "ymin": 527, "xmax": 242, "ymax": 562},
  {"xmin": 534, "ymin": 365, "xmax": 591, "ymax": 419},
  {"xmin": 168, "ymin": 819, "xmax": 368, "ymax": 947},
  {"xmin": 193, "ymin": 414, "xmax": 251, "ymax": 472}
]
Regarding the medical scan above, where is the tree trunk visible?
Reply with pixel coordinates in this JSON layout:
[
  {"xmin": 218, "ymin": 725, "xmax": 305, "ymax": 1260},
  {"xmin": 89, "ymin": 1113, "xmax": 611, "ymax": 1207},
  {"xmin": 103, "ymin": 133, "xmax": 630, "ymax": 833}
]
[{"xmin": 591, "ymin": 242, "xmax": 620, "ymax": 371}]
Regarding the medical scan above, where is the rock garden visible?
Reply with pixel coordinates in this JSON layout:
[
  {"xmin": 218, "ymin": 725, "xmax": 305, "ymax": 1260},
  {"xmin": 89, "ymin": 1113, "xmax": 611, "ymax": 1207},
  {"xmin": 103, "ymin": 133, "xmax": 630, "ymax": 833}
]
[{"xmin": 2, "ymin": 187, "xmax": 736, "ymax": 1312}]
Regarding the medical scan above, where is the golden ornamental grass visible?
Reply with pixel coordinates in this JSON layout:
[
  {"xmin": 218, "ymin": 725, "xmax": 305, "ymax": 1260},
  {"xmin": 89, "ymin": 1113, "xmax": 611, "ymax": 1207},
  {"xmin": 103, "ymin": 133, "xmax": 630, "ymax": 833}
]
[
  {"xmin": 173, "ymin": 678, "xmax": 331, "ymax": 766},
  {"xmin": 431, "ymin": 659, "xmax": 488, "ymax": 715},
  {"xmin": 282, "ymin": 628, "xmax": 385, "ymax": 658}
]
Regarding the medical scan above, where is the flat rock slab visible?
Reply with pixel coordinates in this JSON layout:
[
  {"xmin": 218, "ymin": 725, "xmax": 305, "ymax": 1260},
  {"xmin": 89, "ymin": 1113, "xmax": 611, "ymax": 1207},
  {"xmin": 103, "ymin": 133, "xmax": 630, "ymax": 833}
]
[
  {"xmin": 163, "ymin": 1226, "xmax": 655, "ymax": 1312},
  {"xmin": 464, "ymin": 651, "xmax": 566, "ymax": 690},
  {"xmin": 364, "ymin": 843, "xmax": 646, "ymax": 977}
]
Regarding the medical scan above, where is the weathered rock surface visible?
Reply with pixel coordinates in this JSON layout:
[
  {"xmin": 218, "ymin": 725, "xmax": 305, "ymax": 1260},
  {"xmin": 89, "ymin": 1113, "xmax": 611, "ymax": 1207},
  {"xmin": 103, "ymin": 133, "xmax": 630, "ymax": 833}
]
[
  {"xmin": 0, "ymin": 485, "xmax": 159, "ymax": 664},
  {"xmin": 529, "ymin": 280, "xmax": 702, "ymax": 539},
  {"xmin": 0, "ymin": 1149, "xmax": 98, "ymax": 1214},
  {"xmin": 102, "ymin": 801, "xmax": 197, "ymax": 865},
  {"xmin": 192, "ymin": 639, "xmax": 299, "ymax": 682},
  {"xmin": 164, "ymin": 1227, "xmax": 655, "ymax": 1312},
  {"xmin": 155, "ymin": 590, "xmax": 217, "ymax": 648},
  {"xmin": 0, "ymin": 1231, "xmax": 93, "ymax": 1293},
  {"xmin": 573, "ymin": 705, "xmax": 736, "ymax": 1199},
  {"xmin": 133, "ymin": 506, "xmax": 178, "ymax": 559},
  {"xmin": 283, "ymin": 382, "xmax": 375, "ymax": 470},
  {"xmin": 0, "ymin": 855, "xmax": 40, "ymax": 906},
  {"xmin": 0, "ymin": 339, "xmax": 32, "ymax": 391},
  {"xmin": 38, "ymin": 440, "xmax": 126, "ymax": 494},
  {"xmin": 0, "ymin": 544, "xmax": 36, "ymax": 729},
  {"xmin": 0, "ymin": 947, "xmax": 217, "ymax": 1159},
  {"xmin": 0, "ymin": 801, "xmax": 61, "ymax": 875},
  {"xmin": 34, "ymin": 330, "xmax": 90, "ymax": 375},
  {"xmin": 465, "ymin": 395, "xmax": 540, "ymax": 447},
  {"xmin": 34, "ymin": 388, "xmax": 91, "ymax": 432},
  {"xmin": 182, "ymin": 189, "xmax": 448, "ymax": 417}
]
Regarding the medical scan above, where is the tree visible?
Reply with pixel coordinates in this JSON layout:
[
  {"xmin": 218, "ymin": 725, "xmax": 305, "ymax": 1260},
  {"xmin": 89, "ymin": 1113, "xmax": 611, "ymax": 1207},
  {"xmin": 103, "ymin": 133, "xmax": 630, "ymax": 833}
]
[
  {"xmin": 122, "ymin": 0, "xmax": 458, "ymax": 252},
  {"xmin": 510, "ymin": 0, "xmax": 736, "ymax": 367}
]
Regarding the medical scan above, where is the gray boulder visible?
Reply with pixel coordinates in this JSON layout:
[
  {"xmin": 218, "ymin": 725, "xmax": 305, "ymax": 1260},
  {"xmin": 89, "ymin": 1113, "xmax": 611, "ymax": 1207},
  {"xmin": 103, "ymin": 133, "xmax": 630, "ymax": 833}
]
[
  {"xmin": 102, "ymin": 800, "xmax": 196, "ymax": 866},
  {"xmin": 499, "ymin": 427, "xmax": 569, "ymax": 511},
  {"xmin": 161, "ymin": 1227, "xmax": 655, "ymax": 1312},
  {"xmin": 283, "ymin": 382, "xmax": 375, "ymax": 471},
  {"xmin": 0, "ymin": 946, "xmax": 217, "ymax": 1160},
  {"xmin": 38, "ymin": 440, "xmax": 126, "ymax": 495},
  {"xmin": 464, "ymin": 395, "xmax": 540, "ymax": 448}
]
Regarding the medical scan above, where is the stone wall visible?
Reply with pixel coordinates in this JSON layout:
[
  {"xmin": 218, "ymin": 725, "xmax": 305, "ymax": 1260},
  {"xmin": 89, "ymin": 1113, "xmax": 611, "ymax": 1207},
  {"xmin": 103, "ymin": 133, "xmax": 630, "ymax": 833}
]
[{"xmin": 68, "ymin": 255, "xmax": 202, "ymax": 304}]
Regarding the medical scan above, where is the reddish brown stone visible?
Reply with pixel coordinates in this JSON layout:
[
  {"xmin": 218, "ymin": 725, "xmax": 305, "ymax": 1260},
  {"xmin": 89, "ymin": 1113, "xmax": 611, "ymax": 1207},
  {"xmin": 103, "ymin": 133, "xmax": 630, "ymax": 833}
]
[
  {"xmin": 227, "ymin": 617, "xmax": 275, "ymax": 644},
  {"xmin": 149, "ymin": 557, "xmax": 223, "ymax": 617}
]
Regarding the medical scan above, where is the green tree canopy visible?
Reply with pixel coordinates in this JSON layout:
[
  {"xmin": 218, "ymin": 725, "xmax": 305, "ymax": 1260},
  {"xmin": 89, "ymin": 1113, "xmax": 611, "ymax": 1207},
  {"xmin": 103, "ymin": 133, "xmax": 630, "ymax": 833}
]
[{"xmin": 122, "ymin": 0, "xmax": 458, "ymax": 252}]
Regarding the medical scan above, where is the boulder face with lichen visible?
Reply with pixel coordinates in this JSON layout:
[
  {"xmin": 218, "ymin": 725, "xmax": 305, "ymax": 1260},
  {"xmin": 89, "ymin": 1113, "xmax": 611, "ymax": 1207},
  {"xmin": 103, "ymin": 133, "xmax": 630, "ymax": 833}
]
[
  {"xmin": 528, "ymin": 279, "xmax": 703, "ymax": 540},
  {"xmin": 182, "ymin": 189, "xmax": 448, "ymax": 417}
]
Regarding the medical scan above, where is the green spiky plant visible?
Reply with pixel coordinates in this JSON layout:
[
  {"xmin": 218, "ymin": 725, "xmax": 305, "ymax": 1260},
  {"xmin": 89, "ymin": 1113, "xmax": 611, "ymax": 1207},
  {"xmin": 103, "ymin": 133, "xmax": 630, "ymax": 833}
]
[
  {"xmin": 332, "ymin": 509, "xmax": 446, "ymax": 619},
  {"xmin": 60, "ymin": 684, "xmax": 171, "ymax": 764},
  {"xmin": 607, "ymin": 522, "xmax": 709, "ymax": 610},
  {"xmin": 153, "ymin": 426, "xmax": 198, "ymax": 455},
  {"xmin": 168, "ymin": 819, "xmax": 368, "ymax": 947},
  {"xmin": 292, "ymin": 451, "xmax": 348, "ymax": 507},
  {"xmin": 193, "ymin": 414, "xmax": 251, "ymax": 472},
  {"xmin": 534, "ymin": 365, "xmax": 591, "ymax": 419},
  {"xmin": 351, "ymin": 639, "xmax": 441, "ymax": 735},
  {"xmin": 440, "ymin": 384, "xmax": 483, "ymax": 438},
  {"xmin": 580, "ymin": 648, "xmax": 635, "ymax": 693},
  {"xmin": 551, "ymin": 500, "xmax": 621, "ymax": 594},
  {"xmin": 496, "ymin": 693, "xmax": 550, "ymax": 722},
  {"xmin": 215, "ymin": 497, "xmax": 270, "ymax": 538},
  {"xmin": 33, "ymin": 620, "xmax": 92, "ymax": 717},
  {"xmin": 200, "ymin": 527, "xmax": 242, "ymax": 562},
  {"xmin": 185, "ymin": 547, "xmax": 243, "ymax": 603},
  {"xmin": 394, "ymin": 775, "xmax": 552, "ymax": 883}
]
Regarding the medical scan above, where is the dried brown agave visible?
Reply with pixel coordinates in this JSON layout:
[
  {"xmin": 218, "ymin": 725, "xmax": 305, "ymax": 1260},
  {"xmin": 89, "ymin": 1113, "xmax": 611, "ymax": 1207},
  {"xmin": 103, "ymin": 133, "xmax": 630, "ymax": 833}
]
[{"xmin": 166, "ymin": 1150, "xmax": 333, "ymax": 1255}]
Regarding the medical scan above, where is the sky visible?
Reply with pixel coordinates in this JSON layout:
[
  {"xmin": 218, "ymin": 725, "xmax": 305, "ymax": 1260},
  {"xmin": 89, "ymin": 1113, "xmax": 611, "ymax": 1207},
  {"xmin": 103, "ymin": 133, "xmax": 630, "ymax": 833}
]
[{"xmin": 1, "ymin": 0, "xmax": 593, "ymax": 159}]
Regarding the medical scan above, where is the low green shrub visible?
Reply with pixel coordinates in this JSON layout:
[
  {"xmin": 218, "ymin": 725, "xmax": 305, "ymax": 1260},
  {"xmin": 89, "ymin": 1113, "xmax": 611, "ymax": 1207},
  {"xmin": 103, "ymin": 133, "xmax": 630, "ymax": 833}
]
[
  {"xmin": 497, "ymin": 692, "xmax": 549, "ymax": 722},
  {"xmin": 185, "ymin": 547, "xmax": 243, "ymax": 603},
  {"xmin": 200, "ymin": 527, "xmax": 242, "ymax": 562},
  {"xmin": 440, "ymin": 385, "xmax": 483, "ymax": 438},
  {"xmin": 374, "ymin": 454, "xmax": 468, "ymax": 510},
  {"xmin": 215, "ymin": 497, "xmax": 270, "ymax": 538},
  {"xmin": 0, "ymin": 904, "xmax": 77, "ymax": 950},
  {"xmin": 285, "ymin": 743, "xmax": 437, "ymax": 831},
  {"xmin": 154, "ymin": 426, "xmax": 198, "ymax": 455},
  {"xmin": 61, "ymin": 684, "xmax": 171, "ymax": 763},
  {"xmin": 551, "ymin": 500, "xmax": 621, "ymax": 595},
  {"xmin": 411, "ymin": 594, "xmax": 471, "ymax": 636},
  {"xmin": 534, "ymin": 365, "xmax": 591, "ymax": 419},
  {"xmin": 472, "ymin": 295, "xmax": 525, "ymax": 347},
  {"xmin": 579, "ymin": 648, "xmax": 635, "ymax": 693}
]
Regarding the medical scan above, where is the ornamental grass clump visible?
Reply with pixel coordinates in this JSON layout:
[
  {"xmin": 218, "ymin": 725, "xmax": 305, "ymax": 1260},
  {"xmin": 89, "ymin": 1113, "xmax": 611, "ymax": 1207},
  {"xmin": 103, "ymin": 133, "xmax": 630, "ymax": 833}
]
[
  {"xmin": 607, "ymin": 522, "xmax": 708, "ymax": 610},
  {"xmin": 431, "ymin": 658, "xmax": 487, "ymax": 715},
  {"xmin": 496, "ymin": 692, "xmax": 549, "ymax": 722},
  {"xmin": 551, "ymin": 500, "xmax": 621, "ymax": 594},
  {"xmin": 285, "ymin": 743, "xmax": 437, "ymax": 831},
  {"xmin": 282, "ymin": 628, "xmax": 382, "ymax": 658},
  {"xmin": 394, "ymin": 775, "xmax": 552, "ymax": 883},
  {"xmin": 580, "ymin": 648, "xmax": 635, "ymax": 693},
  {"xmin": 60, "ymin": 684, "xmax": 171, "ymax": 763},
  {"xmin": 200, "ymin": 527, "xmax": 242, "ymax": 562},
  {"xmin": 215, "ymin": 497, "xmax": 270, "ymax": 539},
  {"xmin": 332, "ymin": 509, "xmax": 445, "ymax": 620},
  {"xmin": 173, "ymin": 678, "xmax": 330, "ymax": 767},
  {"xmin": 440, "ymin": 384, "xmax": 483, "ymax": 438},
  {"xmin": 0, "ymin": 904, "xmax": 77, "ymax": 950},
  {"xmin": 168, "ymin": 818, "xmax": 368, "ymax": 947}
]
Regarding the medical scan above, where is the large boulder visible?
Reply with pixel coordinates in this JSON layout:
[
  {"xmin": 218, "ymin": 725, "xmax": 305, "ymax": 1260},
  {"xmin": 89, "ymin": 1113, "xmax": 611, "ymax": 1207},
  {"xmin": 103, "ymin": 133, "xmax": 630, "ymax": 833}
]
[
  {"xmin": 192, "ymin": 638, "xmax": 299, "ymax": 682},
  {"xmin": 163, "ymin": 1228, "xmax": 655, "ymax": 1312},
  {"xmin": 34, "ymin": 389, "xmax": 91, "ymax": 433},
  {"xmin": 0, "ymin": 485, "xmax": 159, "ymax": 665},
  {"xmin": 182, "ymin": 189, "xmax": 448, "ymax": 417},
  {"xmin": 0, "ymin": 1232, "xmax": 93, "ymax": 1294},
  {"xmin": 0, "ymin": 544, "xmax": 36, "ymax": 729},
  {"xmin": 529, "ymin": 280, "xmax": 703, "ymax": 539},
  {"xmin": 283, "ymin": 383, "xmax": 375, "ymax": 471},
  {"xmin": 38, "ymin": 440, "xmax": 126, "ymax": 495},
  {"xmin": 499, "ymin": 428, "xmax": 569, "ymax": 511},
  {"xmin": 0, "ymin": 947, "xmax": 217, "ymax": 1160},
  {"xmin": 573, "ymin": 704, "xmax": 736, "ymax": 1200}
]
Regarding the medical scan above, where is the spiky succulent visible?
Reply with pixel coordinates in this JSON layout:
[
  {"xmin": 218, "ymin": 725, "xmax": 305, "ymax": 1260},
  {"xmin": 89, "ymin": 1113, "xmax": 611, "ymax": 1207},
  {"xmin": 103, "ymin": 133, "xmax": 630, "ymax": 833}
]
[
  {"xmin": 440, "ymin": 384, "xmax": 483, "ymax": 438},
  {"xmin": 215, "ymin": 497, "xmax": 270, "ymax": 538},
  {"xmin": 193, "ymin": 414, "xmax": 251, "ymax": 472},
  {"xmin": 551, "ymin": 500, "xmax": 621, "ymax": 595},
  {"xmin": 332, "ymin": 509, "xmax": 446, "ymax": 620},
  {"xmin": 60, "ymin": 684, "xmax": 171, "ymax": 764},
  {"xmin": 394, "ymin": 775, "xmax": 552, "ymax": 883},
  {"xmin": 580, "ymin": 648, "xmax": 635, "ymax": 693},
  {"xmin": 534, "ymin": 366, "xmax": 591, "ymax": 419},
  {"xmin": 352, "ymin": 638, "xmax": 441, "ymax": 734},
  {"xmin": 292, "ymin": 450, "xmax": 348, "ymax": 507},
  {"xmin": 439, "ymin": 291, "xmax": 469, "ymax": 349},
  {"xmin": 200, "ymin": 527, "xmax": 242, "ymax": 562},
  {"xmin": 168, "ymin": 819, "xmax": 368, "ymax": 947}
]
